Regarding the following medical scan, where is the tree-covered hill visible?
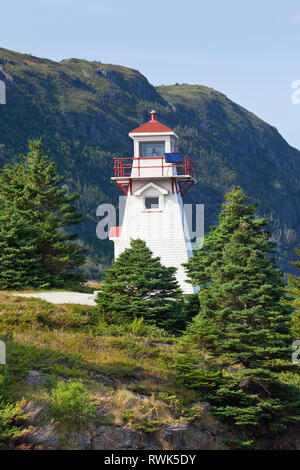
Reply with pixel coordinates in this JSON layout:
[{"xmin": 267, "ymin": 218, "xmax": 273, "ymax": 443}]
[{"xmin": 0, "ymin": 47, "xmax": 299, "ymax": 277}]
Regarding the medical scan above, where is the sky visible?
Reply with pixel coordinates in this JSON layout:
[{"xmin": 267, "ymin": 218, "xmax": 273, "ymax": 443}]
[{"xmin": 1, "ymin": 0, "xmax": 300, "ymax": 149}]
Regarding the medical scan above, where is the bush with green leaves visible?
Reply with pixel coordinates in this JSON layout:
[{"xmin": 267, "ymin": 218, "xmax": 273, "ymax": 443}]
[
  {"xmin": 0, "ymin": 367, "xmax": 28, "ymax": 448},
  {"xmin": 0, "ymin": 399, "xmax": 28, "ymax": 447},
  {"xmin": 93, "ymin": 316, "xmax": 170, "ymax": 340},
  {"xmin": 50, "ymin": 380, "xmax": 96, "ymax": 424}
]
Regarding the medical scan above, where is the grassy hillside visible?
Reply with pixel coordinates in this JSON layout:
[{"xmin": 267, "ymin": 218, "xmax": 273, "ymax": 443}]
[
  {"xmin": 0, "ymin": 293, "xmax": 221, "ymax": 449},
  {"xmin": 0, "ymin": 47, "xmax": 299, "ymax": 276},
  {"xmin": 1, "ymin": 293, "xmax": 300, "ymax": 450}
]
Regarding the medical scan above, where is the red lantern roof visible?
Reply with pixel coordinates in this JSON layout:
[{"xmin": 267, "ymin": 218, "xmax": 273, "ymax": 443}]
[{"xmin": 129, "ymin": 110, "xmax": 174, "ymax": 134}]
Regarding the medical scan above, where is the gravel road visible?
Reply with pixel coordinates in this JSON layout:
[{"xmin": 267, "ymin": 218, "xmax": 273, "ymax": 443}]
[{"xmin": 14, "ymin": 291, "xmax": 97, "ymax": 306}]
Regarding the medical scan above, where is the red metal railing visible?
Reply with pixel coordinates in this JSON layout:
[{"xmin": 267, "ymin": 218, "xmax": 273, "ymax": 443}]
[{"xmin": 113, "ymin": 156, "xmax": 194, "ymax": 178}]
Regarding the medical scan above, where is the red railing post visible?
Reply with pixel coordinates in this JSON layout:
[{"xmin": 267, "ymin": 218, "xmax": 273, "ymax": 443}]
[{"xmin": 113, "ymin": 155, "xmax": 193, "ymax": 179}]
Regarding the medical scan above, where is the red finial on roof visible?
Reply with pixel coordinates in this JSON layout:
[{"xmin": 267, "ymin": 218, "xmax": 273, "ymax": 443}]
[
  {"xmin": 129, "ymin": 110, "xmax": 174, "ymax": 134},
  {"xmin": 150, "ymin": 110, "xmax": 156, "ymax": 121}
]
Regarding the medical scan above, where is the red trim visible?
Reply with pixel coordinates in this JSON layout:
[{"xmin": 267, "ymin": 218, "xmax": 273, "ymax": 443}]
[
  {"xmin": 175, "ymin": 178, "xmax": 195, "ymax": 197},
  {"xmin": 180, "ymin": 181, "xmax": 194, "ymax": 197},
  {"xmin": 112, "ymin": 155, "xmax": 195, "ymax": 197},
  {"xmin": 113, "ymin": 156, "xmax": 194, "ymax": 179},
  {"xmin": 177, "ymin": 180, "xmax": 189, "ymax": 195},
  {"xmin": 115, "ymin": 180, "xmax": 132, "ymax": 195},
  {"xmin": 174, "ymin": 179, "xmax": 178, "ymax": 194},
  {"xmin": 141, "ymin": 210, "xmax": 163, "ymax": 213},
  {"xmin": 115, "ymin": 181, "xmax": 128, "ymax": 195},
  {"xmin": 109, "ymin": 226, "xmax": 122, "ymax": 238},
  {"xmin": 113, "ymin": 176, "xmax": 194, "ymax": 197}
]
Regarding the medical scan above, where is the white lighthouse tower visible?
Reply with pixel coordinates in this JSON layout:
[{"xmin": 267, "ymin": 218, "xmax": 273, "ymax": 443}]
[{"xmin": 109, "ymin": 111, "xmax": 196, "ymax": 294}]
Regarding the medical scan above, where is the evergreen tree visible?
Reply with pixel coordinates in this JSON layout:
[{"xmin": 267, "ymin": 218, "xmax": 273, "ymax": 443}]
[
  {"xmin": 177, "ymin": 186, "xmax": 298, "ymax": 437},
  {"xmin": 289, "ymin": 248, "xmax": 300, "ymax": 339},
  {"xmin": 0, "ymin": 211, "xmax": 42, "ymax": 289},
  {"xmin": 0, "ymin": 140, "xmax": 84, "ymax": 288},
  {"xmin": 96, "ymin": 239, "xmax": 184, "ymax": 330}
]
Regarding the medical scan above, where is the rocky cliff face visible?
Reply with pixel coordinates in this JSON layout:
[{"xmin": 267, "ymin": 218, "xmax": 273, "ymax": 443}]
[
  {"xmin": 21, "ymin": 398, "xmax": 300, "ymax": 450},
  {"xmin": 0, "ymin": 47, "xmax": 299, "ymax": 276},
  {"xmin": 65, "ymin": 423, "xmax": 232, "ymax": 451}
]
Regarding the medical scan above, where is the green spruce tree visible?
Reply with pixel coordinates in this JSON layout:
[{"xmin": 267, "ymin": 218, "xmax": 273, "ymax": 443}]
[
  {"xmin": 177, "ymin": 186, "xmax": 298, "ymax": 439},
  {"xmin": 0, "ymin": 211, "xmax": 43, "ymax": 289},
  {"xmin": 96, "ymin": 239, "xmax": 184, "ymax": 330},
  {"xmin": 289, "ymin": 248, "xmax": 300, "ymax": 339},
  {"xmin": 0, "ymin": 139, "xmax": 84, "ymax": 289}
]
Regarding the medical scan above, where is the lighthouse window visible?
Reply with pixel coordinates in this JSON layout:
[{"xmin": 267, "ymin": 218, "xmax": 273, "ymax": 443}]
[
  {"xmin": 140, "ymin": 142, "xmax": 165, "ymax": 158},
  {"xmin": 145, "ymin": 197, "xmax": 159, "ymax": 210}
]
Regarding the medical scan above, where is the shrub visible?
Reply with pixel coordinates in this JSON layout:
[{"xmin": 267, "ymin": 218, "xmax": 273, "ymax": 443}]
[
  {"xmin": 130, "ymin": 317, "xmax": 169, "ymax": 339},
  {"xmin": 6, "ymin": 341, "xmax": 83, "ymax": 378},
  {"xmin": 0, "ymin": 299, "xmax": 92, "ymax": 332},
  {"xmin": 50, "ymin": 380, "xmax": 96, "ymax": 424},
  {"xmin": 112, "ymin": 389, "xmax": 173, "ymax": 431},
  {"xmin": 93, "ymin": 316, "xmax": 170, "ymax": 340},
  {"xmin": 0, "ymin": 367, "xmax": 28, "ymax": 447},
  {"xmin": 0, "ymin": 399, "xmax": 28, "ymax": 447}
]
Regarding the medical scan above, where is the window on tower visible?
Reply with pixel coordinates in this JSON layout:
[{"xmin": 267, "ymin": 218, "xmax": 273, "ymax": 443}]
[
  {"xmin": 144, "ymin": 197, "xmax": 159, "ymax": 210},
  {"xmin": 140, "ymin": 142, "xmax": 165, "ymax": 157}
]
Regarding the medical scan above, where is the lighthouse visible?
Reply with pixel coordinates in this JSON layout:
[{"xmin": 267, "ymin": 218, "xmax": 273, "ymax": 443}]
[{"xmin": 109, "ymin": 111, "xmax": 196, "ymax": 294}]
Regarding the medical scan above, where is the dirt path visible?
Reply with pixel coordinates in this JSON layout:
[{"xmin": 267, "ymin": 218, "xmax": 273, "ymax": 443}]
[{"xmin": 14, "ymin": 291, "xmax": 97, "ymax": 306}]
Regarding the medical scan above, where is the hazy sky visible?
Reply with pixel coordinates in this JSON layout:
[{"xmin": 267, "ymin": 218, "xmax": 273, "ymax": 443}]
[{"xmin": 2, "ymin": 0, "xmax": 300, "ymax": 149}]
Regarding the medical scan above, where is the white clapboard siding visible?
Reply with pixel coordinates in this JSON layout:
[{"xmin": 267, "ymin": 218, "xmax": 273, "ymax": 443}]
[
  {"xmin": 113, "ymin": 175, "xmax": 194, "ymax": 294},
  {"xmin": 131, "ymin": 157, "xmax": 177, "ymax": 178}
]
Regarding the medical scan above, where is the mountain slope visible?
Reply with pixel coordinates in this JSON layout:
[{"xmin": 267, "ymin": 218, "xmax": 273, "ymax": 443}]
[{"xmin": 0, "ymin": 47, "xmax": 299, "ymax": 276}]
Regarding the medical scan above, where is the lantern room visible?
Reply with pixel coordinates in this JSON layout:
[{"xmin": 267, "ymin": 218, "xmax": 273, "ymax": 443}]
[
  {"xmin": 112, "ymin": 111, "xmax": 194, "ymax": 194},
  {"xmin": 129, "ymin": 110, "xmax": 177, "ymax": 158}
]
